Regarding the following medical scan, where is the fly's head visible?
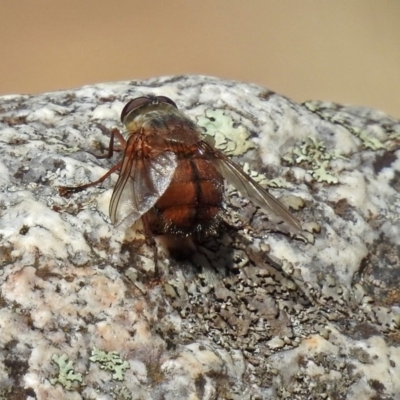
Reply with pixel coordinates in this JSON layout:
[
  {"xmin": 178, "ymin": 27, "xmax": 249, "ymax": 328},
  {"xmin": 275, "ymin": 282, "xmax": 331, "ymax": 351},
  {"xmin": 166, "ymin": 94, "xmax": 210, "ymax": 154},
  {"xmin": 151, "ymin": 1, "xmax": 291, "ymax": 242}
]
[{"xmin": 121, "ymin": 95, "xmax": 184, "ymax": 134}]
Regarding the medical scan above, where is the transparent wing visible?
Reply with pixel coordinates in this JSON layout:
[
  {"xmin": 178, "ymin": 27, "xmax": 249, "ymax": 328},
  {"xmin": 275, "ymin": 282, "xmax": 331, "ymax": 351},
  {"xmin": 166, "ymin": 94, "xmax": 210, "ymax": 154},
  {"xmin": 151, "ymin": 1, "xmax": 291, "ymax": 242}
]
[
  {"xmin": 199, "ymin": 141, "xmax": 302, "ymax": 235},
  {"xmin": 109, "ymin": 138, "xmax": 177, "ymax": 230}
]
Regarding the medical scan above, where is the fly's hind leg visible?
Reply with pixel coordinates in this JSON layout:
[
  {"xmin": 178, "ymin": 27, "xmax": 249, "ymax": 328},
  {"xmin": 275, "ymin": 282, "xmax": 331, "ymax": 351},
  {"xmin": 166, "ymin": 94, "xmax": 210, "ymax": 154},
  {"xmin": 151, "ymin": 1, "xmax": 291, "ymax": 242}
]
[{"xmin": 59, "ymin": 128, "xmax": 126, "ymax": 196}]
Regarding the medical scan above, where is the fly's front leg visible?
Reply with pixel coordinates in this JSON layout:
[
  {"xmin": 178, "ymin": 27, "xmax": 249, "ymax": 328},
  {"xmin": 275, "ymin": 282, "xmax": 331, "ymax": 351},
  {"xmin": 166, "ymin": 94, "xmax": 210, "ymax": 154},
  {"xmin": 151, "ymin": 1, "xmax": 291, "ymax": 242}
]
[
  {"xmin": 59, "ymin": 128, "xmax": 126, "ymax": 196},
  {"xmin": 95, "ymin": 128, "xmax": 127, "ymax": 159}
]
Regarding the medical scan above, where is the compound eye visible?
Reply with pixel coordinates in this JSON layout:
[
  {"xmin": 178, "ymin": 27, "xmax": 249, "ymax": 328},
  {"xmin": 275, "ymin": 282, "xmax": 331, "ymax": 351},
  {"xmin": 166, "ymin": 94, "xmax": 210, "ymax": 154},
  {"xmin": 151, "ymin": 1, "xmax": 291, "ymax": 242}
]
[
  {"xmin": 120, "ymin": 97, "xmax": 152, "ymax": 122},
  {"xmin": 156, "ymin": 96, "xmax": 177, "ymax": 108}
]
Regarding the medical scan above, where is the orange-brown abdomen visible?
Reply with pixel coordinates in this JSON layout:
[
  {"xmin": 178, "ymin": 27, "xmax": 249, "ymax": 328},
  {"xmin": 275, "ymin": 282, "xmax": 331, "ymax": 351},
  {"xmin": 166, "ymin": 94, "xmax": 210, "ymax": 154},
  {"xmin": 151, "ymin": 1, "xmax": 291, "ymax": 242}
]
[{"xmin": 146, "ymin": 156, "xmax": 224, "ymax": 237}]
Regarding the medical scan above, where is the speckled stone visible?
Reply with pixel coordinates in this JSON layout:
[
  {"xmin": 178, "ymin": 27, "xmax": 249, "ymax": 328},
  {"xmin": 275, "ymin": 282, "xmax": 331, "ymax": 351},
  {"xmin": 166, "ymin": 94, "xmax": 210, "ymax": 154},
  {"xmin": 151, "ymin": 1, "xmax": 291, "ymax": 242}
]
[{"xmin": 0, "ymin": 75, "xmax": 399, "ymax": 399}]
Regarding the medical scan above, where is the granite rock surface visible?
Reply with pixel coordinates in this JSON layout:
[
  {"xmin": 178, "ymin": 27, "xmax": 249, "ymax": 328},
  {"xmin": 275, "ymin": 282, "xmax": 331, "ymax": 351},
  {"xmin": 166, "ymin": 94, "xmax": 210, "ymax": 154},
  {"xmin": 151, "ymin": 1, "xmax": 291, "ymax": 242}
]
[{"xmin": 0, "ymin": 75, "xmax": 399, "ymax": 399}]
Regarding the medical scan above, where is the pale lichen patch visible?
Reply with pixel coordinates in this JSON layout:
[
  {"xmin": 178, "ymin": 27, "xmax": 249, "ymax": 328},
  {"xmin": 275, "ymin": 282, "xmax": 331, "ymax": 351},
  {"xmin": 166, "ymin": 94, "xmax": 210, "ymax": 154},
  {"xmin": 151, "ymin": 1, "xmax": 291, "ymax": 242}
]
[
  {"xmin": 50, "ymin": 354, "xmax": 83, "ymax": 390},
  {"xmin": 196, "ymin": 109, "xmax": 255, "ymax": 156},
  {"xmin": 303, "ymin": 100, "xmax": 387, "ymax": 150},
  {"xmin": 283, "ymin": 137, "xmax": 346, "ymax": 183},
  {"xmin": 89, "ymin": 347, "xmax": 130, "ymax": 381}
]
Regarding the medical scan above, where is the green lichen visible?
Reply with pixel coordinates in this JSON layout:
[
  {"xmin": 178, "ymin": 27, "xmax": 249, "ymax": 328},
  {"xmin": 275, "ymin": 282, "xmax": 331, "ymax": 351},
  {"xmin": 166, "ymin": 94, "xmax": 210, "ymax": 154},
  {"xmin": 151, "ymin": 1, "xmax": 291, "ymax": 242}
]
[
  {"xmin": 50, "ymin": 353, "xmax": 83, "ymax": 390},
  {"xmin": 113, "ymin": 385, "xmax": 133, "ymax": 400},
  {"xmin": 242, "ymin": 162, "xmax": 289, "ymax": 188},
  {"xmin": 89, "ymin": 347, "xmax": 130, "ymax": 381},
  {"xmin": 283, "ymin": 137, "xmax": 345, "ymax": 184},
  {"xmin": 349, "ymin": 127, "xmax": 385, "ymax": 150},
  {"xmin": 196, "ymin": 109, "xmax": 255, "ymax": 156},
  {"xmin": 312, "ymin": 161, "xmax": 339, "ymax": 184},
  {"xmin": 303, "ymin": 101, "xmax": 386, "ymax": 150},
  {"xmin": 302, "ymin": 101, "xmax": 319, "ymax": 113}
]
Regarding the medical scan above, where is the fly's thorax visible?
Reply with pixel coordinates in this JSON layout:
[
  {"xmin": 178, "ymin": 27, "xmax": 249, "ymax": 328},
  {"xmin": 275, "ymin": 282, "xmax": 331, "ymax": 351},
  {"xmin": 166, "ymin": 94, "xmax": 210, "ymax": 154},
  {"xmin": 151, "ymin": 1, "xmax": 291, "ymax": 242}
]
[
  {"xmin": 123, "ymin": 107, "xmax": 202, "ymax": 144},
  {"xmin": 123, "ymin": 105, "xmax": 183, "ymax": 130}
]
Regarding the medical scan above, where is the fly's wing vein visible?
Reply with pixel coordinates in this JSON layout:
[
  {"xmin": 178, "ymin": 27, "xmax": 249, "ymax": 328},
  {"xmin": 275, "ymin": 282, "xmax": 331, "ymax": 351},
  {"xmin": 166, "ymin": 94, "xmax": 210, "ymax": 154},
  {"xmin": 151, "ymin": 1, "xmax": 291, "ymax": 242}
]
[
  {"xmin": 109, "ymin": 137, "xmax": 177, "ymax": 230},
  {"xmin": 199, "ymin": 141, "xmax": 302, "ymax": 235}
]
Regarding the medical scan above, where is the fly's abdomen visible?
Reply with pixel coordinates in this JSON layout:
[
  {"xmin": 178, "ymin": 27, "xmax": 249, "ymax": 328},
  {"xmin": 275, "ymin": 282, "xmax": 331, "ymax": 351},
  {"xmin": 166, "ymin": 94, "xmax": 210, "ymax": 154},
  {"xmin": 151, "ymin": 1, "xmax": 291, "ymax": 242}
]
[{"xmin": 147, "ymin": 157, "xmax": 223, "ymax": 236}]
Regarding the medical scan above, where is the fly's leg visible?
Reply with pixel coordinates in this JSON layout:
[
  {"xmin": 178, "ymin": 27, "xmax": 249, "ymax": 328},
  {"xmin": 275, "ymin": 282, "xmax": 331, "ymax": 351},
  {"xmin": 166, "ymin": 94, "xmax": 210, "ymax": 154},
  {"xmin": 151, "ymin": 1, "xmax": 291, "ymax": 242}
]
[
  {"xmin": 141, "ymin": 214, "xmax": 159, "ymax": 275},
  {"xmin": 95, "ymin": 128, "xmax": 127, "ymax": 159},
  {"xmin": 59, "ymin": 128, "xmax": 126, "ymax": 196},
  {"xmin": 59, "ymin": 161, "xmax": 122, "ymax": 195}
]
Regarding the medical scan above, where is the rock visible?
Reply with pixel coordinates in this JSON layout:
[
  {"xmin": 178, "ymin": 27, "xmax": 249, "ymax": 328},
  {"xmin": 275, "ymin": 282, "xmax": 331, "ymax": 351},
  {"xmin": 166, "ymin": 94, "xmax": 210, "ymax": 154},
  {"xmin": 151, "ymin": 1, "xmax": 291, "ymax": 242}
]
[{"xmin": 0, "ymin": 75, "xmax": 399, "ymax": 398}]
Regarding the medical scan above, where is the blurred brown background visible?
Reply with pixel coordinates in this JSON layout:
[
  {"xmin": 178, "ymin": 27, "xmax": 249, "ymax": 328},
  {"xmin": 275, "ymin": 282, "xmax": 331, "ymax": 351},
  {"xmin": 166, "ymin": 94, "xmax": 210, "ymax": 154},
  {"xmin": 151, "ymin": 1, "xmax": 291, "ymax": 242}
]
[{"xmin": 1, "ymin": 1, "xmax": 399, "ymax": 117}]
